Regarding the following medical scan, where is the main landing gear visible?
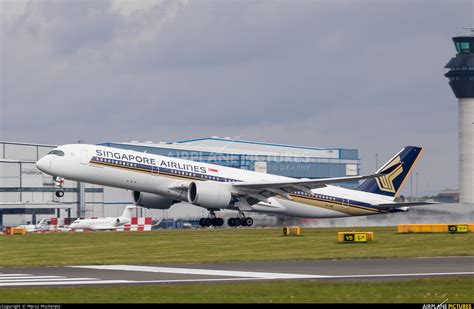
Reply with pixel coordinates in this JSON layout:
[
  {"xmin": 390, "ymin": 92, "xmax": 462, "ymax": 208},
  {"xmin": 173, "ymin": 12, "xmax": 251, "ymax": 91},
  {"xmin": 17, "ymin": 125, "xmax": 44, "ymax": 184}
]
[
  {"xmin": 199, "ymin": 211, "xmax": 224, "ymax": 227},
  {"xmin": 199, "ymin": 211, "xmax": 254, "ymax": 228},
  {"xmin": 54, "ymin": 177, "xmax": 65, "ymax": 198},
  {"xmin": 228, "ymin": 212, "xmax": 254, "ymax": 227}
]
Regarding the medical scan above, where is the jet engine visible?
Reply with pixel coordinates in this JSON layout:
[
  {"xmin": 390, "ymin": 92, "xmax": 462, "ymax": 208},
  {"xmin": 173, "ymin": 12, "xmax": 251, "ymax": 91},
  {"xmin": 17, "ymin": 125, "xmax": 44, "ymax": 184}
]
[
  {"xmin": 187, "ymin": 181, "xmax": 233, "ymax": 209},
  {"xmin": 115, "ymin": 217, "xmax": 129, "ymax": 225},
  {"xmin": 132, "ymin": 191, "xmax": 176, "ymax": 209}
]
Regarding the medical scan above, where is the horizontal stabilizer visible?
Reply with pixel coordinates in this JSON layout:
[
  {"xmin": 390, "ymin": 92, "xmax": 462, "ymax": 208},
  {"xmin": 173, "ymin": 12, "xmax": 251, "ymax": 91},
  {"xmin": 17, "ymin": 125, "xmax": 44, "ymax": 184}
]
[{"xmin": 377, "ymin": 201, "xmax": 438, "ymax": 208}]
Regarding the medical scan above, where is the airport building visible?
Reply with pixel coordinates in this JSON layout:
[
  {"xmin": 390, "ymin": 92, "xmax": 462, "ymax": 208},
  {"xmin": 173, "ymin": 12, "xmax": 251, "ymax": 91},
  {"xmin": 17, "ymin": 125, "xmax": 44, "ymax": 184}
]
[{"xmin": 0, "ymin": 138, "xmax": 359, "ymax": 227}]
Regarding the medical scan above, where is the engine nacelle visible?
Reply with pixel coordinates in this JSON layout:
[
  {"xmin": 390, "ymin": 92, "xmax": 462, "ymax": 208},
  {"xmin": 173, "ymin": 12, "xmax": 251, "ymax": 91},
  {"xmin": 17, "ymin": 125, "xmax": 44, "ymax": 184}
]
[
  {"xmin": 115, "ymin": 217, "xmax": 129, "ymax": 226},
  {"xmin": 132, "ymin": 191, "xmax": 176, "ymax": 209},
  {"xmin": 187, "ymin": 181, "xmax": 233, "ymax": 209}
]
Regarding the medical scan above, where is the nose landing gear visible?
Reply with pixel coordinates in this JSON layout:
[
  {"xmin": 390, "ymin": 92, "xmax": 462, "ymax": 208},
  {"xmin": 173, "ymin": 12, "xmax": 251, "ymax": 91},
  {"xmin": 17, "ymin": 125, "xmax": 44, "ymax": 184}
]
[{"xmin": 54, "ymin": 177, "xmax": 65, "ymax": 198}]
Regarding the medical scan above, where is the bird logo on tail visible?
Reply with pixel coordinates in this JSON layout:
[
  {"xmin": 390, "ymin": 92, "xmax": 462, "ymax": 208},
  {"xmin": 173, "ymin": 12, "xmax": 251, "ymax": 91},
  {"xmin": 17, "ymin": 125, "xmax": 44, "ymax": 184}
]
[{"xmin": 375, "ymin": 157, "xmax": 403, "ymax": 193}]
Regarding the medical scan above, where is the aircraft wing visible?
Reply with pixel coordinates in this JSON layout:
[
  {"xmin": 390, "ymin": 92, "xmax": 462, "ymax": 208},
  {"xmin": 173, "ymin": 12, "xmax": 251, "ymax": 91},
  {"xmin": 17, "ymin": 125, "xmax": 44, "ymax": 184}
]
[{"xmin": 231, "ymin": 163, "xmax": 401, "ymax": 206}]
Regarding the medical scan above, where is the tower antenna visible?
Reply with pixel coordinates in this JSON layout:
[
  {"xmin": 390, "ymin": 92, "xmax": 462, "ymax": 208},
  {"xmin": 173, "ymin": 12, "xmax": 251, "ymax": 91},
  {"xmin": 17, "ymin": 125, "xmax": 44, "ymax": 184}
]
[{"xmin": 462, "ymin": 26, "xmax": 474, "ymax": 36}]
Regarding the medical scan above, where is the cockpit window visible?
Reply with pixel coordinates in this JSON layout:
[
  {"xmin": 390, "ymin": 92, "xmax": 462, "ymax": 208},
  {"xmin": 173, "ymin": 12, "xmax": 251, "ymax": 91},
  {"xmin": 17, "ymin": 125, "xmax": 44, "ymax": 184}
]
[{"xmin": 47, "ymin": 150, "xmax": 65, "ymax": 156}]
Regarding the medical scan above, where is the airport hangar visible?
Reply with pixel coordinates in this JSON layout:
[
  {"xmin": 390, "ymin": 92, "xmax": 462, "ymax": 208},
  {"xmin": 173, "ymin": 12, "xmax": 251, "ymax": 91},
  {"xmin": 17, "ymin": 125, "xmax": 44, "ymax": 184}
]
[{"xmin": 0, "ymin": 137, "xmax": 360, "ymax": 227}]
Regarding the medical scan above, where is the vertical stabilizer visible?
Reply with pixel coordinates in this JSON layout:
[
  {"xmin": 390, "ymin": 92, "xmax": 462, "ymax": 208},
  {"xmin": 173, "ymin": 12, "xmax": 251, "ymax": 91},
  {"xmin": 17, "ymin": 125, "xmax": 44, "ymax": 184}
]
[
  {"xmin": 356, "ymin": 146, "xmax": 423, "ymax": 200},
  {"xmin": 119, "ymin": 205, "xmax": 136, "ymax": 220}
]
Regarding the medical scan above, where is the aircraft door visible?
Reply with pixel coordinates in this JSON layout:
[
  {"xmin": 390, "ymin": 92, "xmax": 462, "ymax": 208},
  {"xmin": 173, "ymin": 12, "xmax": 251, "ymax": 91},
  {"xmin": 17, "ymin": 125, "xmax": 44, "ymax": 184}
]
[
  {"xmin": 80, "ymin": 150, "xmax": 89, "ymax": 165},
  {"xmin": 341, "ymin": 193, "xmax": 350, "ymax": 209}
]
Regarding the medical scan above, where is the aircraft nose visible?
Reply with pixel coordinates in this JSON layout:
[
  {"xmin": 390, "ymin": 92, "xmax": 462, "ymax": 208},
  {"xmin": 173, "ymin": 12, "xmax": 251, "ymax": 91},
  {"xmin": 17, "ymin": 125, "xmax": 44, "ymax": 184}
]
[{"xmin": 36, "ymin": 157, "xmax": 50, "ymax": 172}]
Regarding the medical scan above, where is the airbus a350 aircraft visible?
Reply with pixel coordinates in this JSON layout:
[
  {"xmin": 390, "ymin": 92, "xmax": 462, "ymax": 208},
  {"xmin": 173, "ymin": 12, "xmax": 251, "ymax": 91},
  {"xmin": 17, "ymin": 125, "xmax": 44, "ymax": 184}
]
[
  {"xmin": 69, "ymin": 205, "xmax": 135, "ymax": 231},
  {"xmin": 36, "ymin": 144, "xmax": 427, "ymax": 227}
]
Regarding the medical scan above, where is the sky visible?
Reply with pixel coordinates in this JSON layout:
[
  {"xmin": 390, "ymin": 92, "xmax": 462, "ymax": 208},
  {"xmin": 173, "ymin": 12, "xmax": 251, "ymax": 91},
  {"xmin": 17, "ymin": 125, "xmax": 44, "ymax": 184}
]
[{"xmin": 1, "ymin": 0, "xmax": 473, "ymax": 196}]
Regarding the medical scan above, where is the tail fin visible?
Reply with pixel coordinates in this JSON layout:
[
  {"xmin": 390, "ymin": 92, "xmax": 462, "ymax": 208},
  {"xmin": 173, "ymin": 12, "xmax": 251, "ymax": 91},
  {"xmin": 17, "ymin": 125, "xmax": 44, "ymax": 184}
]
[
  {"xmin": 356, "ymin": 146, "xmax": 423, "ymax": 199},
  {"xmin": 120, "ymin": 205, "xmax": 136, "ymax": 220}
]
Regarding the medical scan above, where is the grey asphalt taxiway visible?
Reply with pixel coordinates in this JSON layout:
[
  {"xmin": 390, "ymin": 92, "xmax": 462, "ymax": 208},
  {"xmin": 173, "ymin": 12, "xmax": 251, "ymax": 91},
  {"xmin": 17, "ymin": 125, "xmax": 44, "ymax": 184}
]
[{"xmin": 0, "ymin": 257, "xmax": 472, "ymax": 287}]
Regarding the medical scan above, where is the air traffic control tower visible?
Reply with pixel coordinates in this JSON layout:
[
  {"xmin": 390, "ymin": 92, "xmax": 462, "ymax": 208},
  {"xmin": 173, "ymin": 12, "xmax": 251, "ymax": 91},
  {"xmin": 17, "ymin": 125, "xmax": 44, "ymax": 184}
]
[{"xmin": 444, "ymin": 28, "xmax": 474, "ymax": 204}]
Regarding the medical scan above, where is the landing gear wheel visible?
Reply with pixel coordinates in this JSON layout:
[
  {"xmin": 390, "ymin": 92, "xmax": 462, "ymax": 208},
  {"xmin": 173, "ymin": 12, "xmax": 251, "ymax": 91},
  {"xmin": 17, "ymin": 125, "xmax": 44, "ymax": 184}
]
[
  {"xmin": 244, "ymin": 217, "xmax": 254, "ymax": 227},
  {"xmin": 233, "ymin": 218, "xmax": 241, "ymax": 227},
  {"xmin": 55, "ymin": 190, "xmax": 64, "ymax": 198},
  {"xmin": 199, "ymin": 218, "xmax": 205, "ymax": 227},
  {"xmin": 211, "ymin": 218, "xmax": 218, "ymax": 226},
  {"xmin": 204, "ymin": 218, "xmax": 212, "ymax": 227},
  {"xmin": 228, "ymin": 218, "xmax": 235, "ymax": 227},
  {"xmin": 216, "ymin": 218, "xmax": 224, "ymax": 227}
]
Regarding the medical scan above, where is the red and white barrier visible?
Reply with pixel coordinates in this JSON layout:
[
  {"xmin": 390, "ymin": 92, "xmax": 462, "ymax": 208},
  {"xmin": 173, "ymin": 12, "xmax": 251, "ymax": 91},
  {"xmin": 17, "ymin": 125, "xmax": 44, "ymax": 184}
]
[
  {"xmin": 117, "ymin": 217, "xmax": 153, "ymax": 232},
  {"xmin": 43, "ymin": 217, "xmax": 153, "ymax": 233}
]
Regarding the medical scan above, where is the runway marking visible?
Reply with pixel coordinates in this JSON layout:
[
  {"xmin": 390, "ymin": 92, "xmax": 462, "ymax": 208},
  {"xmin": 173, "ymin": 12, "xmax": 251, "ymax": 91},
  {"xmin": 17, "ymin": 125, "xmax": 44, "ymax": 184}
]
[
  {"xmin": 327, "ymin": 272, "xmax": 474, "ymax": 279},
  {"xmin": 109, "ymin": 271, "xmax": 474, "ymax": 284},
  {"xmin": 0, "ymin": 280, "xmax": 133, "ymax": 287},
  {"xmin": 70, "ymin": 265, "xmax": 326, "ymax": 279},
  {"xmin": 0, "ymin": 277, "xmax": 99, "ymax": 283},
  {"xmin": 0, "ymin": 266, "xmax": 471, "ymax": 287},
  {"xmin": 0, "ymin": 273, "xmax": 121, "ymax": 287},
  {"xmin": 0, "ymin": 276, "xmax": 67, "ymax": 280}
]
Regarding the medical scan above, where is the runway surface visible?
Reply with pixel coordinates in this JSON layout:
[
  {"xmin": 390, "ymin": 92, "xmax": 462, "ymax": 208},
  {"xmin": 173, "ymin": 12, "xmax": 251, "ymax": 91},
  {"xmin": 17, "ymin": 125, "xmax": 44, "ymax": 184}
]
[{"xmin": 0, "ymin": 256, "xmax": 472, "ymax": 287}]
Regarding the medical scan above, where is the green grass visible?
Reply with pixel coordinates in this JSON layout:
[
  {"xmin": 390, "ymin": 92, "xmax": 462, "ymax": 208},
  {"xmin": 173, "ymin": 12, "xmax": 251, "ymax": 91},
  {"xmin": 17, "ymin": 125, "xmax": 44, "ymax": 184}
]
[
  {"xmin": 0, "ymin": 276, "xmax": 472, "ymax": 303},
  {"xmin": 0, "ymin": 227, "xmax": 472, "ymax": 267}
]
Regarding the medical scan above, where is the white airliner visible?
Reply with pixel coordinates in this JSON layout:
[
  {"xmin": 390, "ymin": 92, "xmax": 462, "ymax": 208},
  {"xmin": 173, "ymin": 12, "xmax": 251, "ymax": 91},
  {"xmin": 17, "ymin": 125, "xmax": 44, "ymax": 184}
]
[
  {"xmin": 69, "ymin": 205, "xmax": 135, "ymax": 231},
  {"xmin": 19, "ymin": 218, "xmax": 49, "ymax": 232},
  {"xmin": 36, "ymin": 143, "xmax": 428, "ymax": 227}
]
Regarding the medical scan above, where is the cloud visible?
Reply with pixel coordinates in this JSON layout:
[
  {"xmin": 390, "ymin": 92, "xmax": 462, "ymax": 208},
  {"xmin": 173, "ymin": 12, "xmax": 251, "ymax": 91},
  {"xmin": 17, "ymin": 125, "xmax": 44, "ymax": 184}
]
[{"xmin": 1, "ymin": 0, "xmax": 472, "ymax": 194}]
